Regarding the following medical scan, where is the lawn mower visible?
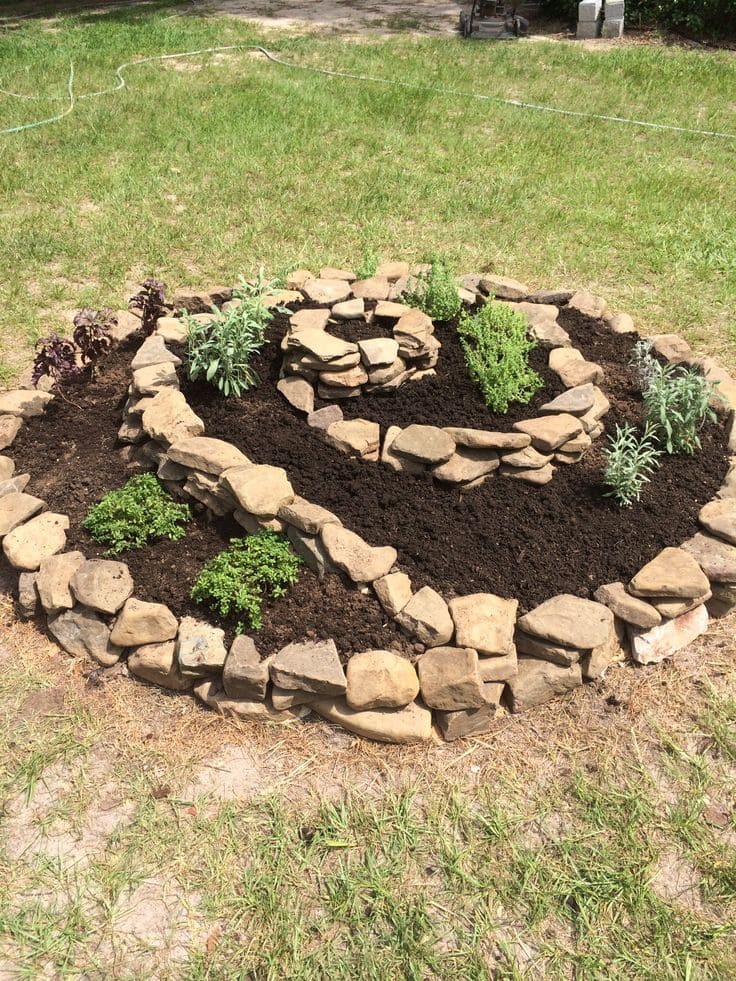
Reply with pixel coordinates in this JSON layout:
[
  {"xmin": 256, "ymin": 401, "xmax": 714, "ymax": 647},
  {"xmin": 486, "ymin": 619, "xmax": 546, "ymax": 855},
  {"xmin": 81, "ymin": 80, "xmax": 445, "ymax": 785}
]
[{"xmin": 459, "ymin": 1, "xmax": 536, "ymax": 39}]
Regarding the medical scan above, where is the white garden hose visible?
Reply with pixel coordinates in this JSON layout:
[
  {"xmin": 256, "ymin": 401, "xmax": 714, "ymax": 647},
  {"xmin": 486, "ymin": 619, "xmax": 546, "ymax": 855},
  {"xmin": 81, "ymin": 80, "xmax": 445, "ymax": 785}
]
[{"xmin": 1, "ymin": 42, "xmax": 735, "ymax": 141}]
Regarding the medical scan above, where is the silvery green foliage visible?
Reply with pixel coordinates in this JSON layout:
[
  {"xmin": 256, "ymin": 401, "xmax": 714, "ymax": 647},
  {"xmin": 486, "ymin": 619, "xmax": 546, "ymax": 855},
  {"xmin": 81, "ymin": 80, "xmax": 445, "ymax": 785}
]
[
  {"xmin": 630, "ymin": 340, "xmax": 720, "ymax": 455},
  {"xmin": 186, "ymin": 268, "xmax": 289, "ymax": 398},
  {"xmin": 602, "ymin": 423, "xmax": 662, "ymax": 507}
]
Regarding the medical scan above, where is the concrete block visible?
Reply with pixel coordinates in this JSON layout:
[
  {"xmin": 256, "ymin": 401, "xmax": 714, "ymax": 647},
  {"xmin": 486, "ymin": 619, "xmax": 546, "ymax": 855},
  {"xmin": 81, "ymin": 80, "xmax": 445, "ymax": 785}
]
[
  {"xmin": 602, "ymin": 17, "xmax": 624, "ymax": 38},
  {"xmin": 577, "ymin": 19, "xmax": 601, "ymax": 38},
  {"xmin": 578, "ymin": 0, "xmax": 602, "ymax": 21},
  {"xmin": 605, "ymin": 0, "xmax": 625, "ymax": 18}
]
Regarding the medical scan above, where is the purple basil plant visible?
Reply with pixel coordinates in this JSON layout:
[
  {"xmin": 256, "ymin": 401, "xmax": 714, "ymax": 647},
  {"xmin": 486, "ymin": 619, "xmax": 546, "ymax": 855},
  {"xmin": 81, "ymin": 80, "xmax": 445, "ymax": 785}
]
[
  {"xmin": 31, "ymin": 332, "xmax": 84, "ymax": 388},
  {"xmin": 130, "ymin": 277, "xmax": 167, "ymax": 336},
  {"xmin": 72, "ymin": 308, "xmax": 113, "ymax": 364}
]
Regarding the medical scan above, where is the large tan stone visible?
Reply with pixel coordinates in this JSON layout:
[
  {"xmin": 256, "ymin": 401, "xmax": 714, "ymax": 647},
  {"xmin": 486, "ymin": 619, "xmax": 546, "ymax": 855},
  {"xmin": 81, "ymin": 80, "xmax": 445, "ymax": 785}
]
[
  {"xmin": 512, "ymin": 414, "xmax": 584, "ymax": 453},
  {"xmin": 418, "ymin": 646, "xmax": 485, "ymax": 710},
  {"xmin": 0, "ymin": 389, "xmax": 54, "ymax": 418},
  {"xmin": 168, "ymin": 436, "xmax": 249, "ymax": 475},
  {"xmin": 155, "ymin": 316, "xmax": 188, "ymax": 343},
  {"xmin": 517, "ymin": 594, "xmax": 614, "ymax": 650},
  {"xmin": 301, "ymin": 278, "xmax": 353, "ymax": 305},
  {"xmin": 0, "ymin": 492, "xmax": 45, "ymax": 538},
  {"xmin": 331, "ymin": 298, "xmax": 365, "ymax": 320},
  {"xmin": 500, "ymin": 464, "xmax": 556, "ymax": 485},
  {"xmin": 381, "ymin": 426, "xmax": 426, "ymax": 475},
  {"xmin": 443, "ymin": 428, "xmax": 531, "ymax": 451},
  {"xmin": 319, "ymin": 266, "xmax": 356, "ymax": 282},
  {"xmin": 48, "ymin": 608, "xmax": 123, "ymax": 667},
  {"xmin": 277, "ymin": 376, "xmax": 315, "ymax": 414},
  {"xmin": 223, "ymin": 635, "xmax": 269, "ymax": 700},
  {"xmin": 128, "ymin": 641, "xmax": 193, "ymax": 691},
  {"xmin": 319, "ymin": 364, "xmax": 369, "ymax": 388},
  {"xmin": 477, "ymin": 650, "xmax": 518, "ymax": 682},
  {"xmin": 568, "ymin": 289, "xmax": 608, "ymax": 319},
  {"xmin": 270, "ymin": 639, "xmax": 346, "ymax": 695},
  {"xmin": 141, "ymin": 389, "xmax": 204, "ymax": 445},
  {"xmin": 515, "ymin": 630, "xmax": 581, "ymax": 667},
  {"xmin": 222, "ymin": 464, "xmax": 294, "ymax": 518},
  {"xmin": 311, "ymin": 697, "xmax": 432, "ymax": 744},
  {"xmin": 132, "ymin": 362, "xmax": 179, "ymax": 396},
  {"xmin": 628, "ymin": 547, "xmax": 710, "ymax": 599},
  {"xmin": 432, "ymin": 449, "xmax": 499, "ymax": 484},
  {"xmin": 479, "ymin": 274, "xmax": 529, "ymax": 301},
  {"xmin": 391, "ymin": 425, "xmax": 455, "ymax": 465},
  {"xmin": 0, "ymin": 416, "xmax": 22, "ymax": 451},
  {"xmin": 351, "ymin": 276, "xmax": 390, "ymax": 301},
  {"xmin": 358, "ymin": 338, "xmax": 399, "ymax": 368},
  {"xmin": 376, "ymin": 261, "xmax": 410, "ymax": 283},
  {"xmin": 435, "ymin": 702, "xmax": 501, "ymax": 741},
  {"xmin": 278, "ymin": 496, "xmax": 341, "ymax": 534},
  {"xmin": 393, "ymin": 309, "xmax": 434, "ymax": 354},
  {"xmin": 449, "ymin": 594, "xmax": 518, "ymax": 656},
  {"xmin": 507, "ymin": 657, "xmax": 583, "ymax": 713},
  {"xmin": 346, "ymin": 650, "xmax": 419, "ymax": 710},
  {"xmin": 629, "ymin": 605, "xmax": 709, "ymax": 665},
  {"xmin": 70, "ymin": 560, "xmax": 133, "ymax": 614},
  {"xmin": 698, "ymin": 500, "xmax": 736, "ymax": 546},
  {"xmin": 374, "ymin": 300, "xmax": 411, "ymax": 320},
  {"xmin": 36, "ymin": 551, "xmax": 86, "ymax": 613},
  {"xmin": 0, "ymin": 456, "xmax": 14, "ymax": 482},
  {"xmin": 373, "ymin": 572, "xmax": 413, "ymax": 617},
  {"xmin": 176, "ymin": 617, "xmax": 227, "ymax": 677},
  {"xmin": 287, "ymin": 327, "xmax": 358, "ymax": 362},
  {"xmin": 289, "ymin": 308, "xmax": 330, "ymax": 331},
  {"xmin": 2, "ymin": 512, "xmax": 68, "ymax": 570},
  {"xmin": 500, "ymin": 445, "xmax": 553, "ymax": 469},
  {"xmin": 110, "ymin": 598, "xmax": 178, "ymax": 647},
  {"xmin": 681, "ymin": 532, "xmax": 736, "ymax": 583},
  {"xmin": 321, "ymin": 524, "xmax": 397, "ymax": 583},
  {"xmin": 540, "ymin": 384, "xmax": 595, "ymax": 417},
  {"xmin": 594, "ymin": 582, "xmax": 661, "ymax": 629},
  {"xmin": 325, "ymin": 419, "xmax": 380, "ymax": 459},
  {"xmin": 194, "ymin": 678, "xmax": 309, "ymax": 724},
  {"xmin": 395, "ymin": 586, "xmax": 454, "ymax": 648},
  {"xmin": 130, "ymin": 335, "xmax": 181, "ymax": 370}
]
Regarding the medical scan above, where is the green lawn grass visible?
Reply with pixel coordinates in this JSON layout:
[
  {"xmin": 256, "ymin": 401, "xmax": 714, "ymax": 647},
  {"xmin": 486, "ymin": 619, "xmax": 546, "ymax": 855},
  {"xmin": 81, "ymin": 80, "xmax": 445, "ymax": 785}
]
[
  {"xmin": 1, "ymin": 6, "xmax": 736, "ymax": 976},
  {"xmin": 1, "ymin": 2, "xmax": 735, "ymax": 381}
]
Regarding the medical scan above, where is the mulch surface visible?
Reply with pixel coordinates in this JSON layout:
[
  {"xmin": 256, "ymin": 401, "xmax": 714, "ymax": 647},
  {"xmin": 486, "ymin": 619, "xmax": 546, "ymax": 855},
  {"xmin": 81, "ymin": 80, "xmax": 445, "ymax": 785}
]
[{"xmin": 11, "ymin": 302, "xmax": 731, "ymax": 656}]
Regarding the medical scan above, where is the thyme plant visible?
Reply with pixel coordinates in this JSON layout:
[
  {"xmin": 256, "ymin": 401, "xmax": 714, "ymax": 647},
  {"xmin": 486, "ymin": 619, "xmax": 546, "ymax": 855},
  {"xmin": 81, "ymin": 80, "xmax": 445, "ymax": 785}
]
[{"xmin": 457, "ymin": 301, "xmax": 542, "ymax": 413}]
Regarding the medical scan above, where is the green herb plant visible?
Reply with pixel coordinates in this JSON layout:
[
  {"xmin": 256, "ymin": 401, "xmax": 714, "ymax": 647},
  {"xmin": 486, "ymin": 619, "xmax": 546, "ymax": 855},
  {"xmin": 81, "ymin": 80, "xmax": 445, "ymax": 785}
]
[
  {"xmin": 191, "ymin": 531, "xmax": 302, "ymax": 631},
  {"xmin": 602, "ymin": 423, "xmax": 662, "ymax": 507},
  {"xmin": 403, "ymin": 253, "xmax": 462, "ymax": 321},
  {"xmin": 83, "ymin": 474, "xmax": 191, "ymax": 555},
  {"xmin": 457, "ymin": 300, "xmax": 543, "ymax": 413},
  {"xmin": 642, "ymin": 359, "xmax": 720, "ymax": 455},
  {"xmin": 186, "ymin": 268, "xmax": 289, "ymax": 397},
  {"xmin": 631, "ymin": 341, "xmax": 721, "ymax": 454}
]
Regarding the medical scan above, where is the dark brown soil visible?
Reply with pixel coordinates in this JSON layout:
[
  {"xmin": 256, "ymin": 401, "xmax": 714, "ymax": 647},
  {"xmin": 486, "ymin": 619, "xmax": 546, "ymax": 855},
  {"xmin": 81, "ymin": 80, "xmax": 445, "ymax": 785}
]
[
  {"xmin": 181, "ymin": 306, "xmax": 731, "ymax": 611},
  {"xmin": 10, "ymin": 342, "xmax": 408, "ymax": 656},
  {"xmin": 10, "ymin": 302, "xmax": 731, "ymax": 658}
]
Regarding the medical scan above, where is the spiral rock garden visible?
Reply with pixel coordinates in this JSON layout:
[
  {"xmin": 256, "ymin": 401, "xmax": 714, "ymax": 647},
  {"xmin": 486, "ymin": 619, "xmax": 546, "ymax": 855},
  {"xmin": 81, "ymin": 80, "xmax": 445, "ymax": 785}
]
[{"xmin": 2, "ymin": 258, "xmax": 736, "ymax": 744}]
